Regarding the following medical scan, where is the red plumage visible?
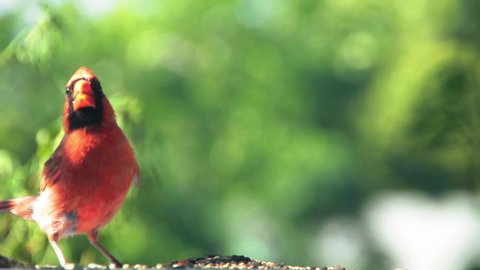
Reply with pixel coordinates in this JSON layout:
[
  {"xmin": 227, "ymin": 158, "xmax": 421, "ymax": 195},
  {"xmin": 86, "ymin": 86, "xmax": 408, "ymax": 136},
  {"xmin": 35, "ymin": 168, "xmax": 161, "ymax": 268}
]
[{"xmin": 0, "ymin": 67, "xmax": 140, "ymax": 267}]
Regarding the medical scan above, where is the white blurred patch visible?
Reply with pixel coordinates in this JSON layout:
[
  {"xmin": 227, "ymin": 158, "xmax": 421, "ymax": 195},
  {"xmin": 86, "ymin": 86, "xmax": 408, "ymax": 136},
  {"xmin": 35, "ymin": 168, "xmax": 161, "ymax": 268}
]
[
  {"xmin": 364, "ymin": 192, "xmax": 480, "ymax": 270},
  {"xmin": 0, "ymin": 0, "xmax": 21, "ymax": 16},
  {"xmin": 74, "ymin": 0, "xmax": 116, "ymax": 18},
  {"xmin": 312, "ymin": 217, "xmax": 367, "ymax": 268}
]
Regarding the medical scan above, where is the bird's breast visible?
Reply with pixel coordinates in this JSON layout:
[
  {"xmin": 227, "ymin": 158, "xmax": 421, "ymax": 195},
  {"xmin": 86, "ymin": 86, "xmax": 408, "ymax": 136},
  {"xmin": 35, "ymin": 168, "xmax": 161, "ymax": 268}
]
[{"xmin": 35, "ymin": 125, "xmax": 138, "ymax": 236}]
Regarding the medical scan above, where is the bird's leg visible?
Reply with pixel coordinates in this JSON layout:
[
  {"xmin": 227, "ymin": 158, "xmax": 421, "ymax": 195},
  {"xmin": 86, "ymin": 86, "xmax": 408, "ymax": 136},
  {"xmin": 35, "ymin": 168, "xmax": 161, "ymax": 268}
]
[
  {"xmin": 87, "ymin": 230, "xmax": 122, "ymax": 268},
  {"xmin": 48, "ymin": 234, "xmax": 67, "ymax": 267}
]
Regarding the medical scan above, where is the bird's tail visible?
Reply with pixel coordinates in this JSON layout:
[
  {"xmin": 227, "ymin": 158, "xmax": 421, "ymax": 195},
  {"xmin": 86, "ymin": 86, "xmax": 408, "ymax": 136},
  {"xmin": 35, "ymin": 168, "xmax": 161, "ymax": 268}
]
[
  {"xmin": 0, "ymin": 196, "xmax": 37, "ymax": 220},
  {"xmin": 0, "ymin": 199, "xmax": 14, "ymax": 212}
]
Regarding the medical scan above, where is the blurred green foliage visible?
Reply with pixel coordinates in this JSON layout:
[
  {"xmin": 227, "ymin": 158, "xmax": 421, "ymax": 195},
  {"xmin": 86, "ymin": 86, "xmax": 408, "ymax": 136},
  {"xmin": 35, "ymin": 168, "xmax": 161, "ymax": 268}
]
[{"xmin": 0, "ymin": 0, "xmax": 478, "ymax": 268}]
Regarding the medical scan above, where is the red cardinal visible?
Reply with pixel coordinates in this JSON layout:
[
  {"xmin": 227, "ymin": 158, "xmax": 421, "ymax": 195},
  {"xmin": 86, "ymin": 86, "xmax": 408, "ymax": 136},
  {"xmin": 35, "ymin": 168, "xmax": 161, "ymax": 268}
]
[{"xmin": 0, "ymin": 67, "xmax": 140, "ymax": 267}]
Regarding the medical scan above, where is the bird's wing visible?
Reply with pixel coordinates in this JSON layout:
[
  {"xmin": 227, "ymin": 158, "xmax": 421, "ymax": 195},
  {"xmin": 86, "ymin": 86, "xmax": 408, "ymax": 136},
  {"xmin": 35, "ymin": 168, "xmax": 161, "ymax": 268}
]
[{"xmin": 40, "ymin": 136, "xmax": 65, "ymax": 191}]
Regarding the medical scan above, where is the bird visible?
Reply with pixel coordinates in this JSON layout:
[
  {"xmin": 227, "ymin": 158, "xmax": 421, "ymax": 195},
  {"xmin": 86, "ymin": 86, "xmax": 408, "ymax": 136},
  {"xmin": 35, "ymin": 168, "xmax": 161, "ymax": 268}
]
[{"xmin": 0, "ymin": 66, "xmax": 140, "ymax": 267}]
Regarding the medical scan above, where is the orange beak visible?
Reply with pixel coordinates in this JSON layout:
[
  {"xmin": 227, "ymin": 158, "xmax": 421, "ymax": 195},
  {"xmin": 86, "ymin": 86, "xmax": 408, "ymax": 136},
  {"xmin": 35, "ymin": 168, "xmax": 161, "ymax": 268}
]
[{"xmin": 72, "ymin": 80, "xmax": 96, "ymax": 111}]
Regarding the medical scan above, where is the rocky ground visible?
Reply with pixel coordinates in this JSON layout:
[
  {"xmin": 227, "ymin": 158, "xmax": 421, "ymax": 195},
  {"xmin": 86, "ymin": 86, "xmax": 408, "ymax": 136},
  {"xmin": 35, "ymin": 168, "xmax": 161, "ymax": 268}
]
[{"xmin": 0, "ymin": 254, "xmax": 345, "ymax": 270}]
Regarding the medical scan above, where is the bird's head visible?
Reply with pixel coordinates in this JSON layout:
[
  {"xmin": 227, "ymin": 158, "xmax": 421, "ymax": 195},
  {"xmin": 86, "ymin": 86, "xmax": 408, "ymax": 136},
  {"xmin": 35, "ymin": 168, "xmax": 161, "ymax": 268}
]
[{"xmin": 64, "ymin": 67, "xmax": 115, "ymax": 132}]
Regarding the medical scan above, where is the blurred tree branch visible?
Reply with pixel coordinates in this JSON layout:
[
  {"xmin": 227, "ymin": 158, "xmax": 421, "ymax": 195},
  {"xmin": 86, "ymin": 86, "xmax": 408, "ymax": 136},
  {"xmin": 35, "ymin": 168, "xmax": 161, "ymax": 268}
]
[{"xmin": 0, "ymin": 4, "xmax": 63, "ymax": 69}]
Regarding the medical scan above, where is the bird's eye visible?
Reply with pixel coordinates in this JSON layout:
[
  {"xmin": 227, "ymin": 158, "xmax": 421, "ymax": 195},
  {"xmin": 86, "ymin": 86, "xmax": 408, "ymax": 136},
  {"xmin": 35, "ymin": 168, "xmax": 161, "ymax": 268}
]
[{"xmin": 65, "ymin": 87, "xmax": 70, "ymax": 95}]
